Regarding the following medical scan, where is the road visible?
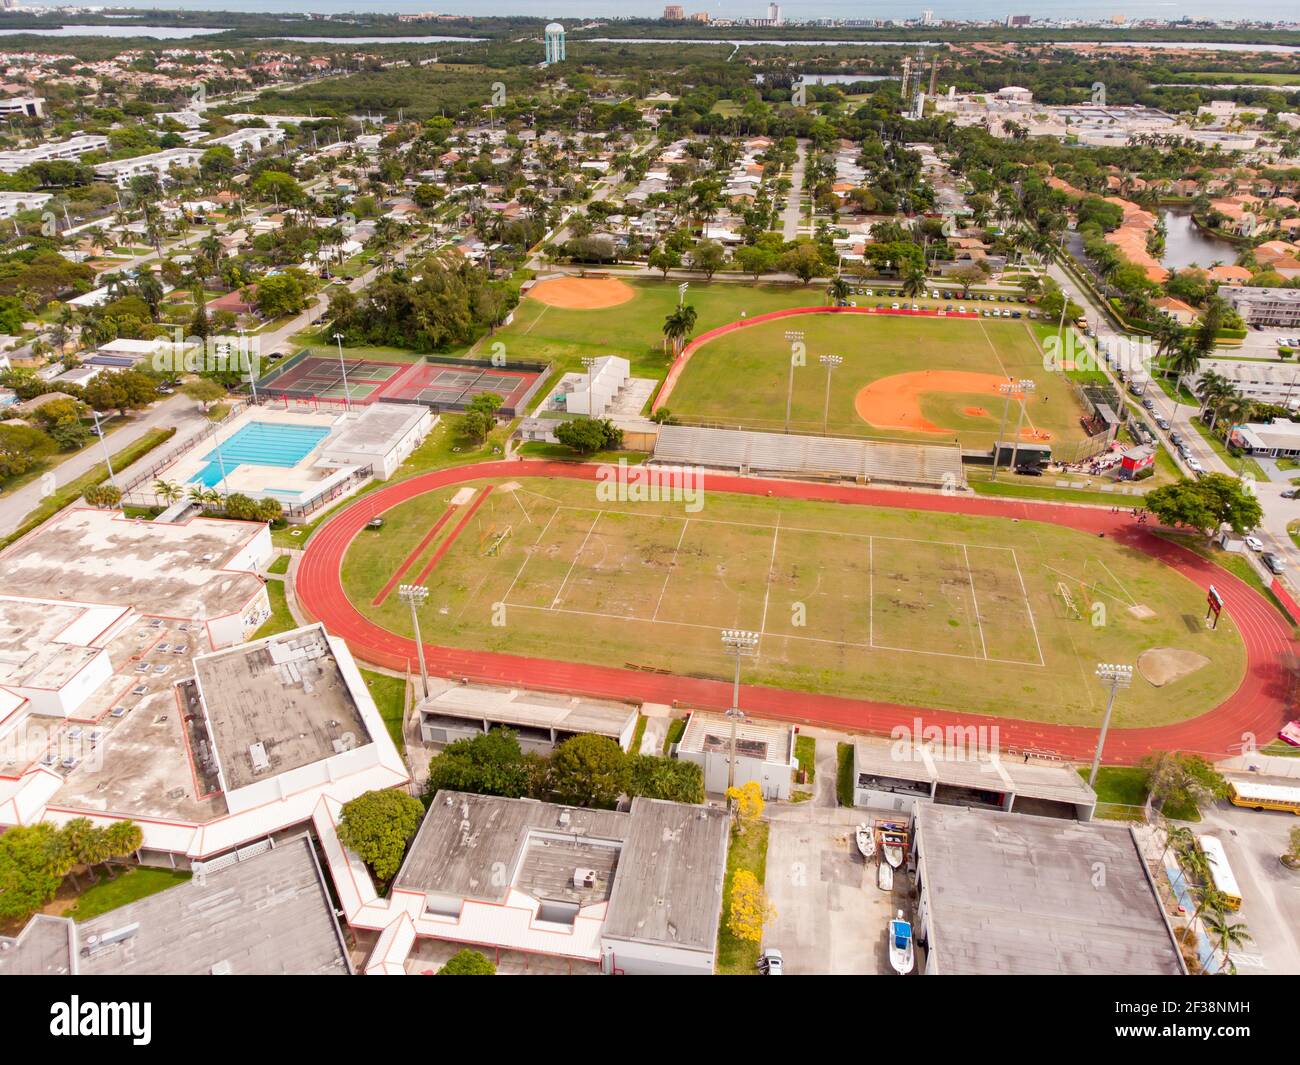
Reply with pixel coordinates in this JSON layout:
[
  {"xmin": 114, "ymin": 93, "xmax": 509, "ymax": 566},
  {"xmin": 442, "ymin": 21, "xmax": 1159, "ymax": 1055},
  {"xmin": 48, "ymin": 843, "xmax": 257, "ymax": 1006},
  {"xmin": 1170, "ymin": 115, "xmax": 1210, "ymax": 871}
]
[
  {"xmin": 0, "ymin": 394, "xmax": 213, "ymax": 538},
  {"xmin": 779, "ymin": 139, "xmax": 808, "ymax": 242}
]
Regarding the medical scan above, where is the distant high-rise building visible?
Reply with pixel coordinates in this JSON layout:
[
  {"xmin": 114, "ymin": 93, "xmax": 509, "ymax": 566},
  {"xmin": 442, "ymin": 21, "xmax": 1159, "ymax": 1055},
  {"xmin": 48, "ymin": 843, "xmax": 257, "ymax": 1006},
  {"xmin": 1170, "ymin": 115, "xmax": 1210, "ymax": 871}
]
[
  {"xmin": 664, "ymin": 4, "xmax": 685, "ymax": 18},
  {"xmin": 921, "ymin": 9, "xmax": 934, "ymax": 24},
  {"xmin": 1005, "ymin": 14, "xmax": 1031, "ymax": 26},
  {"xmin": 544, "ymin": 22, "xmax": 566, "ymax": 65},
  {"xmin": 768, "ymin": 2, "xmax": 783, "ymax": 25}
]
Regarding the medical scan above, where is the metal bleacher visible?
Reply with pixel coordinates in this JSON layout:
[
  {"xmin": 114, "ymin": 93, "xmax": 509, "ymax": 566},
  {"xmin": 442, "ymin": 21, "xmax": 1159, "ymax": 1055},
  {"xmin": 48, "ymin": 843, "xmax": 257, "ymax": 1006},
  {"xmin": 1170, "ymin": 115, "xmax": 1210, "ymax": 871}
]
[{"xmin": 652, "ymin": 425, "xmax": 965, "ymax": 489}]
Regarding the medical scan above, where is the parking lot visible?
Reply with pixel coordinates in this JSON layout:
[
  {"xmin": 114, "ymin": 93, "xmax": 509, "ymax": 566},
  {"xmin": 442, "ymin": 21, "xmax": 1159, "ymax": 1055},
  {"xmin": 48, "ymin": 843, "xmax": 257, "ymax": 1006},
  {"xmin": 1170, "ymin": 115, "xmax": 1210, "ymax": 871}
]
[
  {"xmin": 1196, "ymin": 802, "xmax": 1300, "ymax": 976},
  {"xmin": 762, "ymin": 806, "xmax": 918, "ymax": 975}
]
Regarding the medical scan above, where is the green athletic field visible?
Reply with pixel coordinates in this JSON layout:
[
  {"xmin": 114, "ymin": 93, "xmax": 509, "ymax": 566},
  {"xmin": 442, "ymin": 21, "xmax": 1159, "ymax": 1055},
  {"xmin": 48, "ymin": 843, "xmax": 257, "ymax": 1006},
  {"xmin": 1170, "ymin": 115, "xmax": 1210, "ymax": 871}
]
[
  {"xmin": 340, "ymin": 475, "xmax": 1244, "ymax": 728},
  {"xmin": 666, "ymin": 312, "xmax": 1092, "ymax": 449}
]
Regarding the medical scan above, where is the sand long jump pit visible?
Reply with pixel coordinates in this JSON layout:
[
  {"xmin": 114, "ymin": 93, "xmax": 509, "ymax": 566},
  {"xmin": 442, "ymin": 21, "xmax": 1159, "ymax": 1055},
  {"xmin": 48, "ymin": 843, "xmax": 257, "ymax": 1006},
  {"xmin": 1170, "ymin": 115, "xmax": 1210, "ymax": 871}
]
[{"xmin": 528, "ymin": 276, "xmax": 635, "ymax": 309}]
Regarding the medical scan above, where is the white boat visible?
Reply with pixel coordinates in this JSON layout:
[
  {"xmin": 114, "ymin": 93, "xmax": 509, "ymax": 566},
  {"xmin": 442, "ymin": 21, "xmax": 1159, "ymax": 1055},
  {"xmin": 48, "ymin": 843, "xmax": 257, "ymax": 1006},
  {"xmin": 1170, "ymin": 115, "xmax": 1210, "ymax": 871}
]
[
  {"xmin": 889, "ymin": 911, "xmax": 915, "ymax": 975},
  {"xmin": 881, "ymin": 831, "xmax": 906, "ymax": 869},
  {"xmin": 855, "ymin": 823, "xmax": 876, "ymax": 861},
  {"xmin": 877, "ymin": 860, "xmax": 894, "ymax": 892}
]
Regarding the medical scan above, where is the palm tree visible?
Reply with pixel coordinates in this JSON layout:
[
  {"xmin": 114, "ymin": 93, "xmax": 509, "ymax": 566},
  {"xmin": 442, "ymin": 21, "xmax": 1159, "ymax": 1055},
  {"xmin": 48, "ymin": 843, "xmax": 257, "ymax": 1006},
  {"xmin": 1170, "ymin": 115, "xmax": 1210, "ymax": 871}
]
[
  {"xmin": 1153, "ymin": 316, "xmax": 1185, "ymax": 371},
  {"xmin": 1215, "ymin": 393, "xmax": 1252, "ymax": 434},
  {"xmin": 900, "ymin": 262, "xmax": 927, "ymax": 298},
  {"xmin": 187, "ymin": 484, "xmax": 207, "ymax": 507},
  {"xmin": 826, "ymin": 275, "xmax": 851, "ymax": 307},
  {"xmin": 662, "ymin": 304, "xmax": 698, "ymax": 357},
  {"xmin": 1202, "ymin": 908, "xmax": 1252, "ymax": 974},
  {"xmin": 152, "ymin": 478, "xmax": 173, "ymax": 506}
]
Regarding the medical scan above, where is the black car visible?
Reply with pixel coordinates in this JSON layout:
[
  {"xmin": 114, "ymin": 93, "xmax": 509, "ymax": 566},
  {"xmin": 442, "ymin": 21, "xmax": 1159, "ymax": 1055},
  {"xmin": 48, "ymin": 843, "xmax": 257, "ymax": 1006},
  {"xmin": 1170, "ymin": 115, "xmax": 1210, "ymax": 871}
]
[
  {"xmin": 1014, "ymin": 464, "xmax": 1044, "ymax": 476},
  {"xmin": 1282, "ymin": 489, "xmax": 1300, "ymax": 500}
]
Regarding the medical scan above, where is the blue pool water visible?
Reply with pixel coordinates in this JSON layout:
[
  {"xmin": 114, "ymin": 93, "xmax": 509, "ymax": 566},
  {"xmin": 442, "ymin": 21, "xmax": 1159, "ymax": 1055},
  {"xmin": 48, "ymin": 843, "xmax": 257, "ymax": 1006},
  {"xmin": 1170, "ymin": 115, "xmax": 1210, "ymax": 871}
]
[{"xmin": 190, "ymin": 421, "xmax": 330, "ymax": 489}]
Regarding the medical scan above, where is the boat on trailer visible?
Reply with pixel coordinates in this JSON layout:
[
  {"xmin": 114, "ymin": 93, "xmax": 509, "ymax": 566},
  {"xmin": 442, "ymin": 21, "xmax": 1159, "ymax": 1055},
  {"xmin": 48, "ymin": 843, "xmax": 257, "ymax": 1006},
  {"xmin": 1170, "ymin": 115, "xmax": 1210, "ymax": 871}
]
[
  {"xmin": 881, "ymin": 831, "xmax": 907, "ymax": 869},
  {"xmin": 889, "ymin": 911, "xmax": 915, "ymax": 975},
  {"xmin": 877, "ymin": 860, "xmax": 894, "ymax": 891}
]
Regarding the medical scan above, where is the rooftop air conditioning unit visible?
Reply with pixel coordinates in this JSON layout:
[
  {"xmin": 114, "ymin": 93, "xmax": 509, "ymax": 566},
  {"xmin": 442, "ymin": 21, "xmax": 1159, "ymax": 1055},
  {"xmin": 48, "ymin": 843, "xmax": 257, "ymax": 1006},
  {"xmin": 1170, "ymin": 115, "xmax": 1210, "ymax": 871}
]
[{"xmin": 573, "ymin": 868, "xmax": 597, "ymax": 889}]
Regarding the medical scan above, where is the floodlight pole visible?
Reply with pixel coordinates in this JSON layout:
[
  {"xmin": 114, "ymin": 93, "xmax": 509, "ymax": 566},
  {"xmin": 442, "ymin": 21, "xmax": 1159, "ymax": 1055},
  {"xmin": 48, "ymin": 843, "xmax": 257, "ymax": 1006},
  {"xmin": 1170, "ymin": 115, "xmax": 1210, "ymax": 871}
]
[
  {"xmin": 783, "ymin": 329, "xmax": 803, "ymax": 433},
  {"xmin": 721, "ymin": 629, "xmax": 760, "ymax": 807},
  {"xmin": 91, "ymin": 410, "xmax": 119, "ymax": 491},
  {"xmin": 399, "ymin": 584, "xmax": 430, "ymax": 699},
  {"xmin": 581, "ymin": 356, "xmax": 596, "ymax": 415},
  {"xmin": 1088, "ymin": 663, "xmax": 1133, "ymax": 788},
  {"xmin": 820, "ymin": 354, "xmax": 842, "ymax": 437},
  {"xmin": 333, "ymin": 331, "xmax": 352, "ymax": 413}
]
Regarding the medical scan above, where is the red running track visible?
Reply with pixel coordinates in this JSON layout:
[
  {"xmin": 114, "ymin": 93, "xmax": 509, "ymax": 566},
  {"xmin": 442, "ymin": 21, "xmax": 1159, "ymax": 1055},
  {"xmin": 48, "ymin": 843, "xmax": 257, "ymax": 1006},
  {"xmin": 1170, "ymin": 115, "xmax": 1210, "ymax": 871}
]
[{"xmin": 296, "ymin": 460, "xmax": 1297, "ymax": 764}]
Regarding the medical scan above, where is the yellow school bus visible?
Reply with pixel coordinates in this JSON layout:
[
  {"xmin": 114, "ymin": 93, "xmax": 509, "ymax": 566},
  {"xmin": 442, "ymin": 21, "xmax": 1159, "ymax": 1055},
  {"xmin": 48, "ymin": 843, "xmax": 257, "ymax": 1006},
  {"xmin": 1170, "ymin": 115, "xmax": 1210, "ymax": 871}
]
[{"xmin": 1228, "ymin": 779, "xmax": 1300, "ymax": 816}]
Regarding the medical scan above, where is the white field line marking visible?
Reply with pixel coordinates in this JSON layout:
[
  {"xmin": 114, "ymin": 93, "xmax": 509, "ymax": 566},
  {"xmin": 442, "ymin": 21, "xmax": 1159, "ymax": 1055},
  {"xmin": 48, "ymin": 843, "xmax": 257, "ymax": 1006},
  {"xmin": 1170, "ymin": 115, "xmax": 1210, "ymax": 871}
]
[
  {"xmin": 500, "ymin": 601, "xmax": 1043, "ymax": 664},
  {"xmin": 500, "ymin": 507, "xmax": 559, "ymax": 605},
  {"xmin": 551, "ymin": 511, "xmax": 602, "ymax": 609},
  {"xmin": 868, "ymin": 535, "xmax": 875, "ymax": 649},
  {"xmin": 651, "ymin": 518, "xmax": 691, "ymax": 622},
  {"xmin": 1010, "ymin": 547, "xmax": 1046, "ymax": 667},
  {"xmin": 1040, "ymin": 561, "xmax": 1133, "ymax": 608},
  {"xmin": 759, "ymin": 515, "xmax": 781, "ymax": 639},
  {"xmin": 1094, "ymin": 557, "xmax": 1138, "ymax": 607},
  {"xmin": 962, "ymin": 543, "xmax": 989, "ymax": 660},
  {"xmin": 509, "ymin": 488, "xmax": 534, "ymax": 523}
]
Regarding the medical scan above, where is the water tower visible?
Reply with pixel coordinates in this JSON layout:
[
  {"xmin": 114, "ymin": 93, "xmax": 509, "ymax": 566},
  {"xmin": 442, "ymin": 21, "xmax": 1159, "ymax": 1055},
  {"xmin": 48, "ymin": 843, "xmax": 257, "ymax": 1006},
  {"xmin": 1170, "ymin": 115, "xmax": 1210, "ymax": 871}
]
[{"xmin": 544, "ymin": 22, "xmax": 566, "ymax": 65}]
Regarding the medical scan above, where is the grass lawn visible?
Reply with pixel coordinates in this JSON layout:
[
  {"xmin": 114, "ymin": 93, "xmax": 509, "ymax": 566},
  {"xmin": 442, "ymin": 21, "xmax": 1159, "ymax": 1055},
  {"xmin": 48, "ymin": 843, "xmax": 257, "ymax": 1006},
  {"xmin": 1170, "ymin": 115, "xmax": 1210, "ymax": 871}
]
[
  {"xmin": 1080, "ymin": 765, "xmax": 1201, "ymax": 822},
  {"xmin": 64, "ymin": 866, "xmax": 192, "ymax": 922},
  {"xmin": 629, "ymin": 714, "xmax": 647, "ymax": 755},
  {"xmin": 967, "ymin": 468, "xmax": 1149, "ymax": 507},
  {"xmin": 267, "ymin": 553, "xmax": 291, "ymax": 575},
  {"xmin": 667, "ymin": 312, "xmax": 1089, "ymax": 448},
  {"xmin": 1186, "ymin": 415, "xmax": 1269, "ymax": 482},
  {"xmin": 253, "ymin": 580, "xmax": 297, "ymax": 638},
  {"xmin": 715, "ymin": 821, "xmax": 770, "ymax": 975},
  {"xmin": 339, "ymin": 473, "xmax": 1246, "ymax": 727},
  {"xmin": 514, "ymin": 442, "xmax": 649, "ymax": 464},
  {"xmin": 795, "ymin": 734, "xmax": 816, "ymax": 782},
  {"xmin": 1153, "ymin": 529, "xmax": 1298, "ymax": 630},
  {"xmin": 663, "ymin": 717, "xmax": 686, "ymax": 754},
  {"xmin": 361, "ymin": 668, "xmax": 406, "ymax": 753},
  {"xmin": 836, "ymin": 742, "xmax": 855, "ymax": 807}
]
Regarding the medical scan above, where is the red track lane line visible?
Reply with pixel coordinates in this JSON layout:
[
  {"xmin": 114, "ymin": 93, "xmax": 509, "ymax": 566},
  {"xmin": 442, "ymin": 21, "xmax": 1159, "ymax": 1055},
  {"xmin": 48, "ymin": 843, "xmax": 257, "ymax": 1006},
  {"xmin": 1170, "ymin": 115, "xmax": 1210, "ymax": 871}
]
[
  {"xmin": 412, "ymin": 486, "xmax": 494, "ymax": 585},
  {"xmin": 297, "ymin": 460, "xmax": 1299, "ymax": 765},
  {"xmin": 371, "ymin": 504, "xmax": 457, "ymax": 606}
]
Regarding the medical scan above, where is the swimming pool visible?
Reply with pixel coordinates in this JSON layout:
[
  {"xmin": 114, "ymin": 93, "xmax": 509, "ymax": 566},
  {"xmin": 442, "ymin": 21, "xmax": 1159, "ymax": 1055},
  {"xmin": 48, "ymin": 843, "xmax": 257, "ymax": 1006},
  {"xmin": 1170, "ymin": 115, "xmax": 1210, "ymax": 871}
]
[{"xmin": 189, "ymin": 421, "xmax": 331, "ymax": 488}]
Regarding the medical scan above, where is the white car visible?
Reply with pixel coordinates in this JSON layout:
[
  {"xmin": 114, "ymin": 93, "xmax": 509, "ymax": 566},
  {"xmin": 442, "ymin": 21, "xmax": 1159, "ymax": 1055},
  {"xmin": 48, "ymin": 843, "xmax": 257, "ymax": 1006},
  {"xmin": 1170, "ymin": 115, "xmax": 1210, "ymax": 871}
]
[
  {"xmin": 757, "ymin": 948, "xmax": 784, "ymax": 975},
  {"xmin": 1244, "ymin": 535, "xmax": 1264, "ymax": 552}
]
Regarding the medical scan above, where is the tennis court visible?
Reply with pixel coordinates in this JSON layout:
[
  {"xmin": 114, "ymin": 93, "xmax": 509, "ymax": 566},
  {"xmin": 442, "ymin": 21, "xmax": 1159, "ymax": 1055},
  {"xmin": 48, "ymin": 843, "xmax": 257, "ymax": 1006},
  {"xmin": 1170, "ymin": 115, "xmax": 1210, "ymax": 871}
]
[
  {"xmin": 380, "ymin": 360, "xmax": 539, "ymax": 411},
  {"xmin": 253, "ymin": 354, "xmax": 408, "ymax": 403}
]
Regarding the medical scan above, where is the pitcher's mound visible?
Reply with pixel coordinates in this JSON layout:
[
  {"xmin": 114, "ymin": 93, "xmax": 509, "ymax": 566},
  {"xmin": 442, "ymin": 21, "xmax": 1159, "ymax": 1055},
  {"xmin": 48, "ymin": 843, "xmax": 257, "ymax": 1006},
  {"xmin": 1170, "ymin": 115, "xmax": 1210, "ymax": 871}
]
[
  {"xmin": 962, "ymin": 406, "xmax": 989, "ymax": 418},
  {"xmin": 1137, "ymin": 647, "xmax": 1209, "ymax": 687},
  {"xmin": 529, "ymin": 277, "xmax": 634, "ymax": 309}
]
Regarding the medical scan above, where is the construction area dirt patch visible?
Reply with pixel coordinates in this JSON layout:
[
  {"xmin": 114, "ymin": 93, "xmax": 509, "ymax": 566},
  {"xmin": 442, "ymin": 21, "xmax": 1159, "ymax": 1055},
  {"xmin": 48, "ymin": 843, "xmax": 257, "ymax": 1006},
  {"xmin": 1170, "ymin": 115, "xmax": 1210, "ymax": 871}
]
[
  {"xmin": 1137, "ymin": 647, "xmax": 1209, "ymax": 687},
  {"xmin": 528, "ymin": 276, "xmax": 635, "ymax": 309},
  {"xmin": 855, "ymin": 370, "xmax": 1053, "ymax": 440}
]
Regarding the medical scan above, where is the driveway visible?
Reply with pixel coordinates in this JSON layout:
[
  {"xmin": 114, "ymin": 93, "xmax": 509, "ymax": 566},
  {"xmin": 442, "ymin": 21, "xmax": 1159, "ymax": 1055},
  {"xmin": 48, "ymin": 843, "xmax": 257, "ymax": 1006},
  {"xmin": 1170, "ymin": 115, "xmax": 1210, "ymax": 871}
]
[{"xmin": 780, "ymin": 139, "xmax": 808, "ymax": 242}]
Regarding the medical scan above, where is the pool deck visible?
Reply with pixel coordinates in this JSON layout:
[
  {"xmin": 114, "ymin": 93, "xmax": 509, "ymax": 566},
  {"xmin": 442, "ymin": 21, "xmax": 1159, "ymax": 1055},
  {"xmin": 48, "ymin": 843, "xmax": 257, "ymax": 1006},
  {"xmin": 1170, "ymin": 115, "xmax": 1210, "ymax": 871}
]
[{"xmin": 157, "ymin": 408, "xmax": 345, "ymax": 501}]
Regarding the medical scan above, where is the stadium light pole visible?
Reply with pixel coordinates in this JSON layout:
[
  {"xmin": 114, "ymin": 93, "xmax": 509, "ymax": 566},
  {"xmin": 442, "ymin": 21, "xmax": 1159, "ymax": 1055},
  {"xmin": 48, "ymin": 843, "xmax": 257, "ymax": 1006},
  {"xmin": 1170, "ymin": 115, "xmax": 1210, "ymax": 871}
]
[
  {"xmin": 332, "ymin": 330, "xmax": 352, "ymax": 414},
  {"xmin": 1088, "ymin": 663, "xmax": 1133, "ymax": 788},
  {"xmin": 721, "ymin": 629, "xmax": 760, "ymax": 808},
  {"xmin": 90, "ymin": 410, "xmax": 119, "ymax": 492},
  {"xmin": 783, "ymin": 329, "xmax": 803, "ymax": 433},
  {"xmin": 399, "ymin": 584, "xmax": 430, "ymax": 699},
  {"xmin": 1008, "ymin": 378, "xmax": 1037, "ymax": 473},
  {"xmin": 678, "ymin": 281, "xmax": 689, "ymax": 306},
  {"xmin": 819, "ymin": 354, "xmax": 842, "ymax": 437}
]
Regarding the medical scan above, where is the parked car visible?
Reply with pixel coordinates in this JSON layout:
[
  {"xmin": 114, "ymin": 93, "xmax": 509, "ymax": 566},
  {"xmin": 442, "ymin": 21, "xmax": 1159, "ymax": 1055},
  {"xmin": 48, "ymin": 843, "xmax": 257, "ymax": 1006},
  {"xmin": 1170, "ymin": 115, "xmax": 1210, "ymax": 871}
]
[
  {"xmin": 1263, "ymin": 552, "xmax": 1287, "ymax": 574},
  {"xmin": 1014, "ymin": 464, "xmax": 1044, "ymax": 476},
  {"xmin": 1141, "ymin": 398, "xmax": 1155, "ymax": 410},
  {"xmin": 1155, "ymin": 416, "xmax": 1170, "ymax": 430},
  {"xmin": 1244, "ymin": 535, "xmax": 1264, "ymax": 552},
  {"xmin": 1169, "ymin": 432, "xmax": 1184, "ymax": 447},
  {"xmin": 757, "ymin": 948, "xmax": 784, "ymax": 975},
  {"xmin": 1282, "ymin": 488, "xmax": 1300, "ymax": 499}
]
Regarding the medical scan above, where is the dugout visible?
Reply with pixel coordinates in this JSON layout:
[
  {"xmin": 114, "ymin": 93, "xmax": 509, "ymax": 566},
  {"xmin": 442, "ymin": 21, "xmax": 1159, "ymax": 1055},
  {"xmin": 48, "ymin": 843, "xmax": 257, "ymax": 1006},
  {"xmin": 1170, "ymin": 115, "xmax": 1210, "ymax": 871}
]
[{"xmin": 988, "ymin": 441, "xmax": 1052, "ymax": 469}]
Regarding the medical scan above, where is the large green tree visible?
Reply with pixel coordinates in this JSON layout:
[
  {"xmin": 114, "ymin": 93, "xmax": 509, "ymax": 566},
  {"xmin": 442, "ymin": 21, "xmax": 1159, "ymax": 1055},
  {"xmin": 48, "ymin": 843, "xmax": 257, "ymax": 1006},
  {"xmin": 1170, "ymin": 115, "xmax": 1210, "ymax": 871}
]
[
  {"xmin": 546, "ymin": 734, "xmax": 629, "ymax": 809},
  {"xmin": 337, "ymin": 789, "xmax": 425, "ymax": 881}
]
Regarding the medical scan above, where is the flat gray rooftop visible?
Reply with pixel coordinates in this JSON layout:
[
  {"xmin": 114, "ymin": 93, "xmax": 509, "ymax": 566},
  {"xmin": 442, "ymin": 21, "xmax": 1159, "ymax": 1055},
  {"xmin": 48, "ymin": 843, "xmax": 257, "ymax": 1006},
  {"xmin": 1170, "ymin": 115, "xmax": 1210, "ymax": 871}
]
[
  {"xmin": 678, "ymin": 710, "xmax": 794, "ymax": 765},
  {"xmin": 916, "ymin": 805, "xmax": 1184, "ymax": 975},
  {"xmin": 603, "ymin": 797, "xmax": 728, "ymax": 953},
  {"xmin": 80, "ymin": 836, "xmax": 350, "ymax": 975},
  {"xmin": 0, "ymin": 915, "xmax": 75, "ymax": 976},
  {"xmin": 195, "ymin": 625, "xmax": 369, "ymax": 792},
  {"xmin": 321, "ymin": 402, "xmax": 427, "ymax": 458},
  {"xmin": 416, "ymin": 678, "xmax": 637, "ymax": 739},
  {"xmin": 0, "ymin": 508, "xmax": 264, "ymax": 621},
  {"xmin": 396, "ymin": 791, "xmax": 629, "ymax": 904}
]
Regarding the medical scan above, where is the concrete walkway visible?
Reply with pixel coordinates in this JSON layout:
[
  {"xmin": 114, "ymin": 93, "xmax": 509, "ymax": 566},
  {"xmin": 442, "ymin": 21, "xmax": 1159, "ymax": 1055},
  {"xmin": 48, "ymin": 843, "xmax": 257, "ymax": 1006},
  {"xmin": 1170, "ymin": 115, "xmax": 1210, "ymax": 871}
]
[{"xmin": 780, "ymin": 139, "xmax": 808, "ymax": 242}]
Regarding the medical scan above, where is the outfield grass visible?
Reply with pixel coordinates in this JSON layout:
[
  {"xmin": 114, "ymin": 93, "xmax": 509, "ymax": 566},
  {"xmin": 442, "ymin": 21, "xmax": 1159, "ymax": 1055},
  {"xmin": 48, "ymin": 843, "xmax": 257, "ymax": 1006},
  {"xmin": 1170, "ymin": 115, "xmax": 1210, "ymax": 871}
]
[
  {"xmin": 667, "ymin": 312, "xmax": 1090, "ymax": 448},
  {"xmin": 338, "ymin": 473, "xmax": 1245, "ymax": 728}
]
